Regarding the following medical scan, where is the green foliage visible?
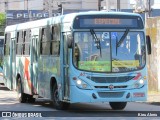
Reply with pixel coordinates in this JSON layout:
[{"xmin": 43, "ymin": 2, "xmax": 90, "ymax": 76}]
[{"xmin": 0, "ymin": 13, "xmax": 6, "ymax": 25}]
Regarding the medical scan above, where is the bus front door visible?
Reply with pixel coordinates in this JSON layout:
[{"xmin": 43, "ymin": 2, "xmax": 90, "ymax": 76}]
[
  {"xmin": 63, "ymin": 33, "xmax": 70, "ymax": 100},
  {"xmin": 11, "ymin": 32, "xmax": 16, "ymax": 90},
  {"xmin": 30, "ymin": 34, "xmax": 39, "ymax": 95}
]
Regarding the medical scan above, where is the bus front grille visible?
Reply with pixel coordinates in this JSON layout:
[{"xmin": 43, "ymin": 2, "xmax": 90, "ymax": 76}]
[
  {"xmin": 98, "ymin": 92, "xmax": 124, "ymax": 98},
  {"xmin": 87, "ymin": 76, "xmax": 135, "ymax": 83},
  {"xmin": 95, "ymin": 85, "xmax": 127, "ymax": 89}
]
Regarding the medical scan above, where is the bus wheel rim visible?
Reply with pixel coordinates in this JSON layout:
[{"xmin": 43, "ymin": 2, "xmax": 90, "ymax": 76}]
[{"xmin": 54, "ymin": 88, "xmax": 60, "ymax": 105}]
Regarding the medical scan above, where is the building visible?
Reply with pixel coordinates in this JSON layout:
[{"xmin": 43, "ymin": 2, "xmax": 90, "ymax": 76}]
[
  {"xmin": 0, "ymin": 0, "xmax": 43, "ymax": 13},
  {"xmin": 0, "ymin": 0, "xmax": 160, "ymax": 25},
  {"xmin": 43, "ymin": 0, "xmax": 133, "ymax": 12},
  {"xmin": 1, "ymin": 0, "xmax": 45, "ymax": 25},
  {"xmin": 0, "ymin": 0, "xmax": 160, "ymax": 13}
]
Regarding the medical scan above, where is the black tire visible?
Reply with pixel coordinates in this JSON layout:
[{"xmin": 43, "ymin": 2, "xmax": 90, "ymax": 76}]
[
  {"xmin": 28, "ymin": 95, "xmax": 36, "ymax": 103},
  {"xmin": 17, "ymin": 76, "xmax": 27, "ymax": 103},
  {"xmin": 52, "ymin": 84, "xmax": 70, "ymax": 110},
  {"xmin": 109, "ymin": 102, "xmax": 127, "ymax": 110}
]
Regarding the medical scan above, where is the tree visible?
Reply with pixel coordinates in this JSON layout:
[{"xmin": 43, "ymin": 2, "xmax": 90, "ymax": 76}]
[
  {"xmin": 0, "ymin": 13, "xmax": 6, "ymax": 26},
  {"xmin": 0, "ymin": 13, "xmax": 6, "ymax": 35}
]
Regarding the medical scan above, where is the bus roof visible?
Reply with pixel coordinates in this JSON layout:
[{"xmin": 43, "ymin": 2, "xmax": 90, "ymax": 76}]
[{"xmin": 5, "ymin": 11, "xmax": 143, "ymax": 32}]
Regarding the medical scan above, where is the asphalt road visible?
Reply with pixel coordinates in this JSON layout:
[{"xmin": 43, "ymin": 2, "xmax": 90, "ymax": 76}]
[{"xmin": 0, "ymin": 76, "xmax": 159, "ymax": 120}]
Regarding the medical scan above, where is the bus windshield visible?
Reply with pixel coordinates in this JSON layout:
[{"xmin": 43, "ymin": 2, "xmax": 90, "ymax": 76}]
[{"xmin": 73, "ymin": 31, "xmax": 146, "ymax": 73}]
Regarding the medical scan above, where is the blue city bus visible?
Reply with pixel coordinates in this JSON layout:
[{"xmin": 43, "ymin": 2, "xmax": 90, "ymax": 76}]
[{"xmin": 3, "ymin": 11, "xmax": 151, "ymax": 110}]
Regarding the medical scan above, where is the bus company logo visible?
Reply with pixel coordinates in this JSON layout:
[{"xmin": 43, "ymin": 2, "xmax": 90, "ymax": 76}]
[
  {"xmin": 108, "ymin": 84, "xmax": 114, "ymax": 90},
  {"xmin": 2, "ymin": 112, "xmax": 12, "ymax": 117}
]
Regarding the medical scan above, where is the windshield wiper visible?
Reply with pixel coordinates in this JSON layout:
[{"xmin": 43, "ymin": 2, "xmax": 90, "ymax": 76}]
[
  {"xmin": 116, "ymin": 29, "xmax": 129, "ymax": 56},
  {"xmin": 90, "ymin": 29, "xmax": 102, "ymax": 57},
  {"xmin": 116, "ymin": 29, "xmax": 129, "ymax": 48}
]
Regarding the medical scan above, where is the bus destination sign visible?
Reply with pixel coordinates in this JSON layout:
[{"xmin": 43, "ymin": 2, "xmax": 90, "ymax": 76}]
[
  {"xmin": 94, "ymin": 18, "xmax": 120, "ymax": 25},
  {"xmin": 73, "ymin": 15, "xmax": 143, "ymax": 29}
]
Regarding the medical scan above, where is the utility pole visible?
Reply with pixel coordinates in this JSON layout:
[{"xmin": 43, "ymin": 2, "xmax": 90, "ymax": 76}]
[
  {"xmin": 4, "ymin": 1, "xmax": 8, "ymax": 13},
  {"xmin": 5, "ymin": 1, "xmax": 8, "ymax": 26},
  {"xmin": 98, "ymin": 0, "xmax": 104, "ymax": 11},
  {"xmin": 45, "ymin": 0, "xmax": 53, "ymax": 17},
  {"xmin": 24, "ymin": 0, "xmax": 28, "ymax": 10},
  {"xmin": 48, "ymin": 0, "xmax": 53, "ymax": 17},
  {"xmin": 27, "ymin": 0, "xmax": 28, "ymax": 11},
  {"xmin": 24, "ymin": 0, "xmax": 25, "ymax": 10},
  {"xmin": 117, "ymin": 0, "xmax": 120, "ymax": 11},
  {"xmin": 26, "ymin": 0, "xmax": 30, "ymax": 21},
  {"xmin": 105, "ymin": 0, "xmax": 110, "ymax": 11},
  {"xmin": 148, "ymin": 0, "xmax": 151, "ymax": 17}
]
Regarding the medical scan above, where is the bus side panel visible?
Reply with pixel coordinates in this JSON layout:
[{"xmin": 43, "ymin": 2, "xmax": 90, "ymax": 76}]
[
  {"xmin": 3, "ymin": 56, "xmax": 11, "ymax": 89},
  {"xmin": 38, "ymin": 56, "xmax": 61, "ymax": 99},
  {"xmin": 16, "ymin": 56, "xmax": 32, "ymax": 95}
]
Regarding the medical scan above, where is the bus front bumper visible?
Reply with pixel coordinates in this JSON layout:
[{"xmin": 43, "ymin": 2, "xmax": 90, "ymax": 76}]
[{"xmin": 69, "ymin": 85, "xmax": 147, "ymax": 103}]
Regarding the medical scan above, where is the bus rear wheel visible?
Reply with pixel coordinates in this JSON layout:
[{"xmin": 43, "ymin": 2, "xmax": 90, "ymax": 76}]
[
  {"xmin": 17, "ymin": 76, "xmax": 27, "ymax": 103},
  {"xmin": 52, "ymin": 84, "xmax": 70, "ymax": 110},
  {"xmin": 109, "ymin": 102, "xmax": 127, "ymax": 110},
  {"xmin": 27, "ymin": 95, "xmax": 36, "ymax": 103}
]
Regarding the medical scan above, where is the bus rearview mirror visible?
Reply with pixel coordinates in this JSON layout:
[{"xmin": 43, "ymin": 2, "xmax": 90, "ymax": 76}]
[
  {"xmin": 67, "ymin": 34, "xmax": 73, "ymax": 48},
  {"xmin": 146, "ymin": 35, "xmax": 151, "ymax": 55}
]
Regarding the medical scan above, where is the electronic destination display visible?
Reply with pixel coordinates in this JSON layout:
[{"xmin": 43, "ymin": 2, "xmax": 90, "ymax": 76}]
[{"xmin": 73, "ymin": 15, "xmax": 144, "ymax": 29}]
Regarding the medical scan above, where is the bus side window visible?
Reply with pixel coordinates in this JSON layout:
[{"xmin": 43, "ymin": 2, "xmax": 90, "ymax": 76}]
[
  {"xmin": 52, "ymin": 26, "xmax": 60, "ymax": 41},
  {"xmin": 51, "ymin": 26, "xmax": 55, "ymax": 40},
  {"xmin": 4, "ymin": 34, "xmax": 7, "ymax": 55},
  {"xmin": 74, "ymin": 43, "xmax": 80, "ymax": 63},
  {"xmin": 4, "ymin": 33, "xmax": 10, "ymax": 56},
  {"xmin": 16, "ymin": 32, "xmax": 19, "ymax": 54},
  {"xmin": 23, "ymin": 31, "xmax": 26, "ymax": 55},
  {"xmin": 40, "ymin": 28, "xmax": 45, "ymax": 55},
  {"xmin": 51, "ymin": 41, "xmax": 60, "ymax": 56},
  {"xmin": 22, "ymin": 30, "xmax": 30, "ymax": 55},
  {"xmin": 16, "ymin": 31, "xmax": 23, "ymax": 55},
  {"xmin": 51, "ymin": 26, "xmax": 60, "ymax": 56},
  {"xmin": 40, "ymin": 28, "xmax": 50, "ymax": 55}
]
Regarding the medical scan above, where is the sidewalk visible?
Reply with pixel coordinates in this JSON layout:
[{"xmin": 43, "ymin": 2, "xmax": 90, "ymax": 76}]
[{"xmin": 147, "ymin": 92, "xmax": 160, "ymax": 103}]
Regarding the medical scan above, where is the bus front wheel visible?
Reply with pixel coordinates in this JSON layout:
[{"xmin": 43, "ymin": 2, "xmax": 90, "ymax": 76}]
[
  {"xmin": 52, "ymin": 84, "xmax": 70, "ymax": 110},
  {"xmin": 109, "ymin": 102, "xmax": 127, "ymax": 110},
  {"xmin": 17, "ymin": 76, "xmax": 27, "ymax": 103}
]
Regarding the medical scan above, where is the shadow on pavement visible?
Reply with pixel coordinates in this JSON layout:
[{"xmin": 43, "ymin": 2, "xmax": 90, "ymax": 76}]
[
  {"xmin": 148, "ymin": 102, "xmax": 160, "ymax": 106},
  {"xmin": 0, "ymin": 84, "xmax": 10, "ymax": 91}
]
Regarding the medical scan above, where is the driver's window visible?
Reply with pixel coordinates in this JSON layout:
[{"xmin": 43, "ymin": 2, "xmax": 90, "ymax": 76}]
[{"xmin": 74, "ymin": 32, "xmax": 91, "ymax": 61}]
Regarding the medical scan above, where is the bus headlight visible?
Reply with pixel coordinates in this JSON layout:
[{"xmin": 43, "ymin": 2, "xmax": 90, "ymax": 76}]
[
  {"xmin": 139, "ymin": 79, "xmax": 144, "ymax": 84},
  {"xmin": 77, "ymin": 80, "xmax": 82, "ymax": 85},
  {"xmin": 133, "ymin": 79, "xmax": 145, "ymax": 89},
  {"xmin": 76, "ymin": 79, "xmax": 92, "ymax": 90}
]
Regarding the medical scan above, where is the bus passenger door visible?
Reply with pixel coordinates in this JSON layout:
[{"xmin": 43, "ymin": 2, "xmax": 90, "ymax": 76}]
[
  {"xmin": 63, "ymin": 32, "xmax": 70, "ymax": 100},
  {"xmin": 30, "ymin": 29, "xmax": 39, "ymax": 95},
  {"xmin": 11, "ymin": 32, "xmax": 16, "ymax": 90}
]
